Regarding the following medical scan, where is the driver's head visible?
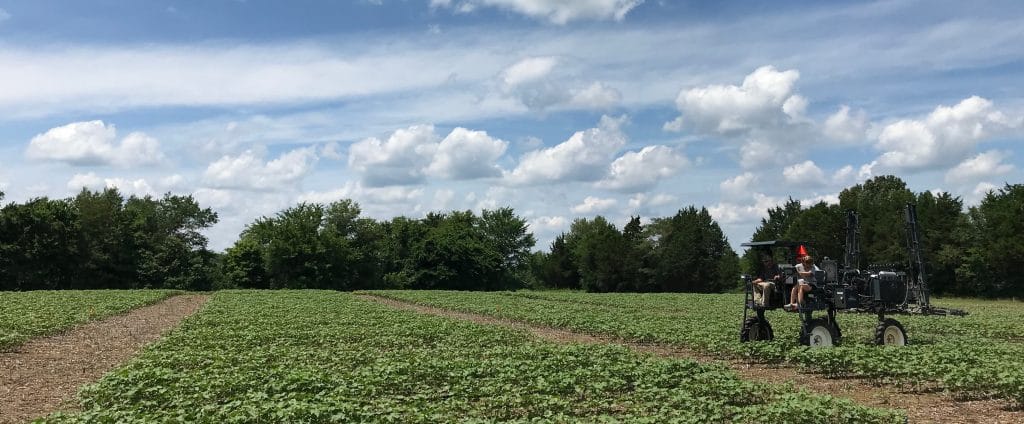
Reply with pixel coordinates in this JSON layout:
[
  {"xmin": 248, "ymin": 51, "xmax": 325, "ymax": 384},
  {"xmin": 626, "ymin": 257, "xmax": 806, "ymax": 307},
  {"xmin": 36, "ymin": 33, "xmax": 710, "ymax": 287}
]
[{"xmin": 800, "ymin": 255, "xmax": 813, "ymax": 264}]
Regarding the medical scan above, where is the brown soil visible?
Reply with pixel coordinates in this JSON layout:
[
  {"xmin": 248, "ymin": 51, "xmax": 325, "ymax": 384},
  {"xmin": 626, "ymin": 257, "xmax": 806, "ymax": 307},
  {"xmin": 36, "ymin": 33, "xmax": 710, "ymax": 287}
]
[
  {"xmin": 359, "ymin": 294, "xmax": 1023, "ymax": 424},
  {"xmin": 0, "ymin": 294, "xmax": 209, "ymax": 424}
]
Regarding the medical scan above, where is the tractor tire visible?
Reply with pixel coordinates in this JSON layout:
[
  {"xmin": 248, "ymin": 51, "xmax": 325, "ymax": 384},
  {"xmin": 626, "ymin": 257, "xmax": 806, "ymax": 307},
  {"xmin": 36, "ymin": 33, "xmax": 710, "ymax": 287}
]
[
  {"xmin": 740, "ymin": 317, "xmax": 774, "ymax": 342},
  {"xmin": 800, "ymin": 318, "xmax": 840, "ymax": 347},
  {"xmin": 875, "ymin": 318, "xmax": 908, "ymax": 346}
]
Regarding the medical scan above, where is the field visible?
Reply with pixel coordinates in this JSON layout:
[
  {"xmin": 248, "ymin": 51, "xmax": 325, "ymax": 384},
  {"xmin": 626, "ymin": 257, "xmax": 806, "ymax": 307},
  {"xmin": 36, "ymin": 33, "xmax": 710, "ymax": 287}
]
[
  {"xmin": 370, "ymin": 291, "xmax": 1024, "ymax": 405},
  {"xmin": 0, "ymin": 290, "xmax": 179, "ymax": 349},
  {"xmin": 40, "ymin": 291, "xmax": 901, "ymax": 423}
]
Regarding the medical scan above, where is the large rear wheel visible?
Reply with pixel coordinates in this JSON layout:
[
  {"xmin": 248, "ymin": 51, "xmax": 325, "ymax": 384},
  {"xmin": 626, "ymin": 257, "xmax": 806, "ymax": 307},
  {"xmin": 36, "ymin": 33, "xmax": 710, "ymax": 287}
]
[
  {"xmin": 740, "ymin": 317, "xmax": 774, "ymax": 342},
  {"xmin": 800, "ymin": 318, "xmax": 840, "ymax": 347},
  {"xmin": 875, "ymin": 318, "xmax": 908, "ymax": 346}
]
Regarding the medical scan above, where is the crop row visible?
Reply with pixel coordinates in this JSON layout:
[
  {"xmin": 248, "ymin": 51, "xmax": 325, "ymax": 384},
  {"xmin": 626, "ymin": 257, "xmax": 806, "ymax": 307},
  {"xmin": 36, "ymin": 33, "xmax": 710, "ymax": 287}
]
[
  {"xmin": 43, "ymin": 291, "xmax": 900, "ymax": 423},
  {"xmin": 368, "ymin": 290, "xmax": 1024, "ymax": 404},
  {"xmin": 0, "ymin": 290, "xmax": 179, "ymax": 349}
]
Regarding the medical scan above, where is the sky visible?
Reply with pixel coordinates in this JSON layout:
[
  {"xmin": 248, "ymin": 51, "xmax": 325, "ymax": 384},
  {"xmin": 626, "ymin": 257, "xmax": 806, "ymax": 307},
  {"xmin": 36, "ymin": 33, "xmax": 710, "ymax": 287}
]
[{"xmin": 0, "ymin": 0, "xmax": 1022, "ymax": 252}]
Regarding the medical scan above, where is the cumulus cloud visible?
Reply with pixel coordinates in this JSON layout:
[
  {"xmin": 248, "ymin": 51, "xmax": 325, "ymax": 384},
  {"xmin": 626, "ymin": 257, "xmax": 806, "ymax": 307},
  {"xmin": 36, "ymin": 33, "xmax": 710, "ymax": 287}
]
[
  {"xmin": 597, "ymin": 145, "xmax": 688, "ymax": 192},
  {"xmin": 667, "ymin": 66, "xmax": 802, "ymax": 135},
  {"xmin": 571, "ymin": 196, "xmax": 618, "ymax": 214},
  {"xmin": 945, "ymin": 150, "xmax": 1014, "ymax": 184},
  {"xmin": 320, "ymin": 142, "xmax": 344, "ymax": 160},
  {"xmin": 426, "ymin": 128, "xmax": 508, "ymax": 179},
  {"xmin": 349, "ymin": 124, "xmax": 507, "ymax": 186},
  {"xmin": 874, "ymin": 96, "xmax": 1019, "ymax": 172},
  {"xmin": 708, "ymin": 192, "xmax": 784, "ymax": 225},
  {"xmin": 498, "ymin": 57, "xmax": 621, "ymax": 111},
  {"xmin": 720, "ymin": 172, "xmax": 757, "ymax": 200},
  {"xmin": 298, "ymin": 181, "xmax": 423, "ymax": 206},
  {"xmin": 824, "ymin": 105, "xmax": 869, "ymax": 142},
  {"xmin": 506, "ymin": 115, "xmax": 628, "ymax": 185},
  {"xmin": 502, "ymin": 57, "xmax": 558, "ymax": 87},
  {"xmin": 348, "ymin": 125, "xmax": 439, "ymax": 186},
  {"xmin": 26, "ymin": 120, "xmax": 165, "ymax": 167},
  {"xmin": 569, "ymin": 82, "xmax": 622, "ymax": 109},
  {"xmin": 627, "ymin": 193, "xmax": 677, "ymax": 215},
  {"xmin": 431, "ymin": 0, "xmax": 644, "ymax": 24},
  {"xmin": 782, "ymin": 160, "xmax": 826, "ymax": 186},
  {"xmin": 203, "ymin": 147, "xmax": 319, "ymax": 191},
  {"xmin": 66, "ymin": 172, "xmax": 157, "ymax": 197}
]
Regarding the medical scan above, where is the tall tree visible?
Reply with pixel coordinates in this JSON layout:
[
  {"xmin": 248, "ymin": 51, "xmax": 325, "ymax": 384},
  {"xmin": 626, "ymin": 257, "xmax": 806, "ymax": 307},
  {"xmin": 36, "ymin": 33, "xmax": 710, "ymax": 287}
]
[
  {"xmin": 569, "ymin": 216, "xmax": 628, "ymax": 292},
  {"xmin": 479, "ymin": 207, "xmax": 536, "ymax": 284},
  {"xmin": 838, "ymin": 175, "xmax": 916, "ymax": 267},
  {"xmin": 650, "ymin": 207, "xmax": 737, "ymax": 292},
  {"xmin": 957, "ymin": 184, "xmax": 1024, "ymax": 297}
]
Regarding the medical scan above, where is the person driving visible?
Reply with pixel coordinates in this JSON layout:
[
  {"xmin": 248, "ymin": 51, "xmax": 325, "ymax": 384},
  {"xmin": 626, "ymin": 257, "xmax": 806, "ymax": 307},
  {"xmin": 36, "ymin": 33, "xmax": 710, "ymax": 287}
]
[{"xmin": 752, "ymin": 253, "xmax": 779, "ymax": 306}]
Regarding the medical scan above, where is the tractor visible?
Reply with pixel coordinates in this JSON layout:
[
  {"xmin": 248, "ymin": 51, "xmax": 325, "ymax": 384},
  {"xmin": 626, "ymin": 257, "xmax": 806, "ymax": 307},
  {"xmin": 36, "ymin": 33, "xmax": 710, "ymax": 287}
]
[{"xmin": 739, "ymin": 203, "xmax": 966, "ymax": 347}]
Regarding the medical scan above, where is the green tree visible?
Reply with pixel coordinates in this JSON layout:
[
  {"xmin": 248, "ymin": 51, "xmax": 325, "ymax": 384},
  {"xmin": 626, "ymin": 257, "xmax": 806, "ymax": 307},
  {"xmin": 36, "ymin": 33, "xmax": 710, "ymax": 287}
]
[
  {"xmin": 649, "ymin": 207, "xmax": 737, "ymax": 292},
  {"xmin": 0, "ymin": 198, "xmax": 80, "ymax": 290},
  {"xmin": 479, "ymin": 207, "xmax": 536, "ymax": 284},
  {"xmin": 915, "ymin": 191, "xmax": 965, "ymax": 295},
  {"xmin": 539, "ymin": 234, "xmax": 580, "ymax": 289},
  {"xmin": 839, "ymin": 175, "xmax": 916, "ymax": 267},
  {"xmin": 957, "ymin": 184, "xmax": 1024, "ymax": 297},
  {"xmin": 784, "ymin": 201, "xmax": 844, "ymax": 262},
  {"xmin": 569, "ymin": 216, "xmax": 628, "ymax": 292}
]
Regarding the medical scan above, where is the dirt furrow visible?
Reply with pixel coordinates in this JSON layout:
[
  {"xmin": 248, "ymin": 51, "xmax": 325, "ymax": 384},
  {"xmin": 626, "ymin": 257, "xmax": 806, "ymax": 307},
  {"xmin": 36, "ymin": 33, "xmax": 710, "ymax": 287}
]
[
  {"xmin": 0, "ymin": 294, "xmax": 209, "ymax": 424},
  {"xmin": 359, "ymin": 294, "xmax": 1021, "ymax": 424}
]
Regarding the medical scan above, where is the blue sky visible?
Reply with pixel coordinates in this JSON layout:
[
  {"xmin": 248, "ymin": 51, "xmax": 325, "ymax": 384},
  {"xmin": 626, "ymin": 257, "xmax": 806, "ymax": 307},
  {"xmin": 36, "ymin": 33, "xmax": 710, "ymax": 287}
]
[{"xmin": 1, "ymin": 0, "xmax": 1022, "ymax": 252}]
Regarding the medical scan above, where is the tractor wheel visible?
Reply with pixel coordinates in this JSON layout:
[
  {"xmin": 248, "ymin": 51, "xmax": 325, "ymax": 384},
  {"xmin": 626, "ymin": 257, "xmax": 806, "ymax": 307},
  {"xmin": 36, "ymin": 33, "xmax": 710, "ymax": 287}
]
[
  {"xmin": 800, "ymin": 318, "xmax": 839, "ymax": 347},
  {"xmin": 875, "ymin": 318, "xmax": 908, "ymax": 346},
  {"xmin": 740, "ymin": 317, "xmax": 774, "ymax": 342}
]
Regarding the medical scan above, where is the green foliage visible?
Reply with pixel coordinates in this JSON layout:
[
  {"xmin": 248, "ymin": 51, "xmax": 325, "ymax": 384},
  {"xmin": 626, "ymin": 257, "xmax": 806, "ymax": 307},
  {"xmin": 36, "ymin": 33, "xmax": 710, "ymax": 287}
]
[
  {"xmin": 649, "ymin": 207, "xmax": 738, "ymax": 292},
  {"xmin": 0, "ymin": 189, "xmax": 218, "ymax": 291},
  {"xmin": 376, "ymin": 290, "xmax": 1024, "ymax": 405},
  {"xmin": 42, "ymin": 291, "xmax": 902, "ymax": 423},
  {"xmin": 957, "ymin": 184, "xmax": 1024, "ymax": 297},
  {"xmin": 839, "ymin": 176, "xmax": 916, "ymax": 267},
  {"xmin": 0, "ymin": 290, "xmax": 178, "ymax": 349}
]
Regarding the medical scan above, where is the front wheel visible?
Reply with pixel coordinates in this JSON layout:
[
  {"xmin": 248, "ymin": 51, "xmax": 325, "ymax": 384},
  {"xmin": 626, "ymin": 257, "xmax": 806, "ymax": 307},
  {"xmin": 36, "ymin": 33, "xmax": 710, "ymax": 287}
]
[
  {"xmin": 875, "ymin": 318, "xmax": 908, "ymax": 346},
  {"xmin": 800, "ymin": 318, "xmax": 840, "ymax": 347},
  {"xmin": 740, "ymin": 317, "xmax": 774, "ymax": 342}
]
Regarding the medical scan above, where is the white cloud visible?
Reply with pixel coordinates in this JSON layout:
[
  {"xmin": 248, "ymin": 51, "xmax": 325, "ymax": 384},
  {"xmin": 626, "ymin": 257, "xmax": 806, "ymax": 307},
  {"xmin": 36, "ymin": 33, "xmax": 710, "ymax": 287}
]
[
  {"xmin": 348, "ymin": 125, "xmax": 439, "ymax": 187},
  {"xmin": 967, "ymin": 181, "xmax": 998, "ymax": 206},
  {"xmin": 502, "ymin": 57, "xmax": 558, "ymax": 87},
  {"xmin": 708, "ymin": 193, "xmax": 784, "ymax": 225},
  {"xmin": 432, "ymin": 0, "xmax": 644, "ymax": 24},
  {"xmin": 66, "ymin": 172, "xmax": 156, "ymax": 197},
  {"xmin": 782, "ymin": 160, "xmax": 826, "ymax": 186},
  {"xmin": 571, "ymin": 196, "xmax": 617, "ymax": 214},
  {"xmin": 498, "ymin": 57, "xmax": 620, "ymax": 111},
  {"xmin": 26, "ymin": 120, "xmax": 165, "ymax": 167},
  {"xmin": 875, "ymin": 96, "xmax": 1018, "ymax": 171},
  {"xmin": 801, "ymin": 193, "xmax": 840, "ymax": 206},
  {"xmin": 720, "ymin": 172, "xmax": 757, "ymax": 200},
  {"xmin": 426, "ymin": 128, "xmax": 508, "ymax": 179},
  {"xmin": 298, "ymin": 182, "xmax": 424, "ymax": 210},
  {"xmin": 945, "ymin": 150, "xmax": 1014, "ymax": 184},
  {"xmin": 506, "ymin": 115, "xmax": 628, "ymax": 185},
  {"xmin": 627, "ymin": 193, "xmax": 677, "ymax": 215},
  {"xmin": 832, "ymin": 165, "xmax": 856, "ymax": 185},
  {"xmin": 349, "ymin": 124, "xmax": 507, "ymax": 186},
  {"xmin": 668, "ymin": 66, "xmax": 802, "ymax": 135},
  {"xmin": 320, "ymin": 142, "xmax": 343, "ymax": 160},
  {"xmin": 528, "ymin": 215, "xmax": 568, "ymax": 232},
  {"xmin": 569, "ymin": 82, "xmax": 622, "ymax": 109},
  {"xmin": 738, "ymin": 139, "xmax": 798, "ymax": 169},
  {"xmin": 203, "ymin": 146, "xmax": 318, "ymax": 191},
  {"xmin": 597, "ymin": 145, "xmax": 688, "ymax": 192},
  {"xmin": 824, "ymin": 105, "xmax": 869, "ymax": 142}
]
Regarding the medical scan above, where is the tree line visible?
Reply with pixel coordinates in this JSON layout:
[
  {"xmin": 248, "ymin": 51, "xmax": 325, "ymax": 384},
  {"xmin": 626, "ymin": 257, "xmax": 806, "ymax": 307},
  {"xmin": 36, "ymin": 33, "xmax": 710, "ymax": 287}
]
[
  {"xmin": 0, "ymin": 189, "xmax": 218, "ymax": 291},
  {"xmin": 0, "ymin": 175, "xmax": 1021, "ymax": 296}
]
